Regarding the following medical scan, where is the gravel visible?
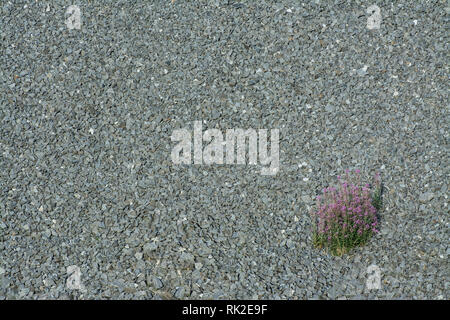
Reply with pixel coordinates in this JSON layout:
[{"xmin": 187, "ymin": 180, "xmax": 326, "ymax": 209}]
[{"xmin": 0, "ymin": 1, "xmax": 448, "ymax": 300}]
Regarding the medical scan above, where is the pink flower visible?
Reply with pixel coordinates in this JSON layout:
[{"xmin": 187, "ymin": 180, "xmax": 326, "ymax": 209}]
[{"xmin": 313, "ymin": 170, "xmax": 380, "ymax": 252}]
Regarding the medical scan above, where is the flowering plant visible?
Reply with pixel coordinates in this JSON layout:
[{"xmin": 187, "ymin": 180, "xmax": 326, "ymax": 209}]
[{"xmin": 311, "ymin": 169, "xmax": 382, "ymax": 256}]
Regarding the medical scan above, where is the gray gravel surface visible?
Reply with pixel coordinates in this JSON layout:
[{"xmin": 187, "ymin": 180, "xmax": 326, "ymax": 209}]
[{"xmin": 0, "ymin": 0, "xmax": 448, "ymax": 299}]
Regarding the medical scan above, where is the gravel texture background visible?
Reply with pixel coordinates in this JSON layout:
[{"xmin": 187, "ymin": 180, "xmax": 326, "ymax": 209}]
[{"xmin": 0, "ymin": 0, "xmax": 448, "ymax": 299}]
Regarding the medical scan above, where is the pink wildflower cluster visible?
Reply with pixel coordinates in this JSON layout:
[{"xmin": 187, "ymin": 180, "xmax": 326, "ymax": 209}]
[{"xmin": 311, "ymin": 169, "xmax": 380, "ymax": 255}]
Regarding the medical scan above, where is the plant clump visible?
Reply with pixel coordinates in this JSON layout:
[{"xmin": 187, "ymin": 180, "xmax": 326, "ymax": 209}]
[{"xmin": 311, "ymin": 169, "xmax": 382, "ymax": 256}]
